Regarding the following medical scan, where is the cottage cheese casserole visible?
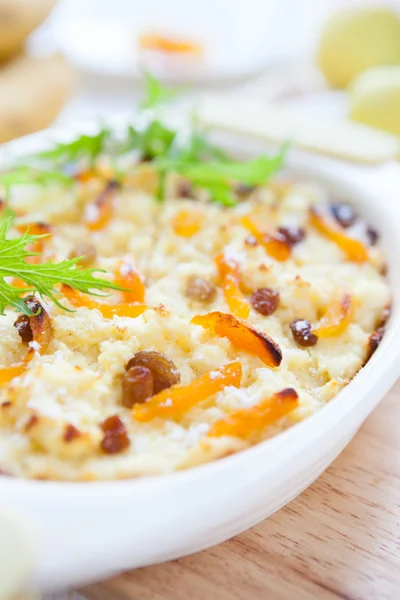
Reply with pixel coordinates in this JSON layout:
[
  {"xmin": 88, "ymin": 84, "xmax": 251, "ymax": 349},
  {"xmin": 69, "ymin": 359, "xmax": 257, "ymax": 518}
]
[{"xmin": 0, "ymin": 102, "xmax": 391, "ymax": 481}]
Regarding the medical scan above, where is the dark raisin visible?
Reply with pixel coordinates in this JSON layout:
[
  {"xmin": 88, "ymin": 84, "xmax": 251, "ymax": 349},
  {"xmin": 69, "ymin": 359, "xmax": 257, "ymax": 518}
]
[
  {"xmin": 235, "ymin": 183, "xmax": 256, "ymax": 197},
  {"xmin": 290, "ymin": 319, "xmax": 318, "ymax": 347},
  {"xmin": 277, "ymin": 226, "xmax": 305, "ymax": 246},
  {"xmin": 186, "ymin": 276, "xmax": 217, "ymax": 303},
  {"xmin": 330, "ymin": 203, "xmax": 356, "ymax": 228},
  {"xmin": 177, "ymin": 180, "xmax": 193, "ymax": 198},
  {"xmin": 126, "ymin": 351, "xmax": 180, "ymax": 394},
  {"xmin": 100, "ymin": 415, "xmax": 130, "ymax": 454},
  {"xmin": 70, "ymin": 243, "xmax": 97, "ymax": 267},
  {"xmin": 14, "ymin": 314, "xmax": 33, "ymax": 343},
  {"xmin": 366, "ymin": 225, "xmax": 379, "ymax": 246},
  {"xmin": 63, "ymin": 424, "xmax": 81, "ymax": 443},
  {"xmin": 122, "ymin": 366, "xmax": 154, "ymax": 408},
  {"xmin": 251, "ymin": 288, "xmax": 280, "ymax": 316}
]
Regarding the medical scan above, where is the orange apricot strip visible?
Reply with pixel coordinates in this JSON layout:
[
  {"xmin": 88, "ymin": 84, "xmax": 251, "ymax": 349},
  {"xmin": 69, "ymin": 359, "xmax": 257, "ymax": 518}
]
[
  {"xmin": 309, "ymin": 207, "xmax": 368, "ymax": 263},
  {"xmin": 241, "ymin": 216, "xmax": 291, "ymax": 261},
  {"xmin": 208, "ymin": 388, "xmax": 299, "ymax": 439},
  {"xmin": 133, "ymin": 362, "xmax": 242, "ymax": 422},
  {"xmin": 172, "ymin": 209, "xmax": 203, "ymax": 237},
  {"xmin": 75, "ymin": 169, "xmax": 97, "ymax": 183},
  {"xmin": 114, "ymin": 262, "xmax": 146, "ymax": 303},
  {"xmin": 84, "ymin": 180, "xmax": 119, "ymax": 232},
  {"xmin": 61, "ymin": 285, "xmax": 146, "ymax": 319},
  {"xmin": 312, "ymin": 293, "xmax": 353, "ymax": 338},
  {"xmin": 139, "ymin": 32, "xmax": 202, "ymax": 55},
  {"xmin": 215, "ymin": 253, "xmax": 250, "ymax": 319},
  {"xmin": 0, "ymin": 298, "xmax": 53, "ymax": 385},
  {"xmin": 192, "ymin": 311, "xmax": 282, "ymax": 368}
]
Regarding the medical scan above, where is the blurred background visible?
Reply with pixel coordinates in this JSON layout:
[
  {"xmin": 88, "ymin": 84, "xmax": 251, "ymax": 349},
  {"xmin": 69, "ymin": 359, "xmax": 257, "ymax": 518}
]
[{"xmin": 1, "ymin": 0, "xmax": 400, "ymax": 142}]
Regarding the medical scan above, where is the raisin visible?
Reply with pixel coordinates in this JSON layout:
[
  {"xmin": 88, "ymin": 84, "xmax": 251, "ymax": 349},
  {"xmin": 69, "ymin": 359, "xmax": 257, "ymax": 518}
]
[
  {"xmin": 330, "ymin": 203, "xmax": 356, "ymax": 228},
  {"xmin": 122, "ymin": 366, "xmax": 154, "ymax": 408},
  {"xmin": 290, "ymin": 319, "xmax": 318, "ymax": 347},
  {"xmin": 14, "ymin": 314, "xmax": 33, "ymax": 343},
  {"xmin": 63, "ymin": 424, "xmax": 81, "ymax": 443},
  {"xmin": 235, "ymin": 183, "xmax": 256, "ymax": 197},
  {"xmin": 177, "ymin": 180, "xmax": 193, "ymax": 198},
  {"xmin": 251, "ymin": 288, "xmax": 280, "ymax": 316},
  {"xmin": 126, "ymin": 351, "xmax": 180, "ymax": 394},
  {"xmin": 277, "ymin": 226, "xmax": 305, "ymax": 246},
  {"xmin": 70, "ymin": 243, "xmax": 97, "ymax": 267},
  {"xmin": 186, "ymin": 276, "xmax": 217, "ymax": 303},
  {"xmin": 100, "ymin": 415, "xmax": 130, "ymax": 454},
  {"xmin": 366, "ymin": 225, "xmax": 379, "ymax": 246}
]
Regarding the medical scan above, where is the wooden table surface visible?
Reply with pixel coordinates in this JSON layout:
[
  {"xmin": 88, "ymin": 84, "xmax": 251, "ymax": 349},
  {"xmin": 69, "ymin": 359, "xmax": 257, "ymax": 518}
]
[{"xmin": 81, "ymin": 379, "xmax": 400, "ymax": 600}]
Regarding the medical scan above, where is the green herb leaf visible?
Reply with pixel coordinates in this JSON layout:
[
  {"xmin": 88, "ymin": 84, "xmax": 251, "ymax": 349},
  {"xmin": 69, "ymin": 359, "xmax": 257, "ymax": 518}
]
[
  {"xmin": 125, "ymin": 121, "xmax": 176, "ymax": 159},
  {"xmin": 39, "ymin": 128, "xmax": 111, "ymax": 163},
  {"xmin": 0, "ymin": 218, "xmax": 121, "ymax": 316},
  {"xmin": 140, "ymin": 71, "xmax": 183, "ymax": 110},
  {"xmin": 0, "ymin": 166, "xmax": 73, "ymax": 188},
  {"xmin": 154, "ymin": 143, "xmax": 287, "ymax": 205}
]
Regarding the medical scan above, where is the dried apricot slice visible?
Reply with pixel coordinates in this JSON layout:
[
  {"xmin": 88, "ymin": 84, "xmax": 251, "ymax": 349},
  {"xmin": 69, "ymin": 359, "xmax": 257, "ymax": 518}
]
[
  {"xmin": 241, "ymin": 216, "xmax": 291, "ymax": 261},
  {"xmin": 313, "ymin": 293, "xmax": 353, "ymax": 338},
  {"xmin": 115, "ymin": 262, "xmax": 146, "ymax": 303},
  {"xmin": 208, "ymin": 388, "xmax": 299, "ymax": 439},
  {"xmin": 61, "ymin": 285, "xmax": 146, "ymax": 319},
  {"xmin": 310, "ymin": 207, "xmax": 368, "ymax": 263},
  {"xmin": 172, "ymin": 209, "xmax": 203, "ymax": 237},
  {"xmin": 215, "ymin": 253, "xmax": 250, "ymax": 319},
  {"xmin": 192, "ymin": 311, "xmax": 282, "ymax": 367},
  {"xmin": 133, "ymin": 362, "xmax": 242, "ymax": 422}
]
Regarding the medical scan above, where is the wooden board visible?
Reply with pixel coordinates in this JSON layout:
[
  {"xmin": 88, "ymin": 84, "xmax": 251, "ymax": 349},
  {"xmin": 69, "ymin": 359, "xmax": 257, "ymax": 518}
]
[{"xmin": 81, "ymin": 379, "xmax": 400, "ymax": 600}]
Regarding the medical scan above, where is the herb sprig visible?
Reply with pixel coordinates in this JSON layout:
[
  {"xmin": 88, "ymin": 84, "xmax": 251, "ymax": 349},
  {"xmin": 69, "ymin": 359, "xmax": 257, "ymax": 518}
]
[
  {"xmin": 39, "ymin": 128, "xmax": 111, "ymax": 164},
  {"xmin": 0, "ymin": 218, "xmax": 120, "ymax": 316},
  {"xmin": 0, "ymin": 73, "xmax": 287, "ymax": 314}
]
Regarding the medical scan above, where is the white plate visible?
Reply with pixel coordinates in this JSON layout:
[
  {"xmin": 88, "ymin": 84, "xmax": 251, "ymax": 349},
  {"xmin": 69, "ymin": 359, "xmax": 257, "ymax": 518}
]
[
  {"xmin": 34, "ymin": 0, "xmax": 277, "ymax": 83},
  {"xmin": 0, "ymin": 119, "xmax": 399, "ymax": 592}
]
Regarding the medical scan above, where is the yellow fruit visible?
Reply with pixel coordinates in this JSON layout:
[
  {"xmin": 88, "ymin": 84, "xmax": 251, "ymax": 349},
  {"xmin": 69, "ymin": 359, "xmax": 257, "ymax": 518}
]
[
  {"xmin": 349, "ymin": 66, "xmax": 400, "ymax": 135},
  {"xmin": 317, "ymin": 7, "xmax": 400, "ymax": 89}
]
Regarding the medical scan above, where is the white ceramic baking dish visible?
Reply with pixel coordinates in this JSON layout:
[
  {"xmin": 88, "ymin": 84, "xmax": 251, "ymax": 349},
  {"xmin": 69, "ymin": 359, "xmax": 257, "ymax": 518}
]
[{"xmin": 0, "ymin": 121, "xmax": 399, "ymax": 592}]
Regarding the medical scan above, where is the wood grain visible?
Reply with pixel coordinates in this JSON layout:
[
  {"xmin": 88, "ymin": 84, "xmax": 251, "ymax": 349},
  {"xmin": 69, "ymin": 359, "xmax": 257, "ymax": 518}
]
[{"xmin": 81, "ymin": 379, "xmax": 400, "ymax": 600}]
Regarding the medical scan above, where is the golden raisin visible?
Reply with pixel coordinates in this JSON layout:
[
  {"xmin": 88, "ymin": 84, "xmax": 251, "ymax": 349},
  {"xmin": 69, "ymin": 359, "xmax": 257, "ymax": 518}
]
[
  {"xmin": 100, "ymin": 415, "xmax": 130, "ymax": 454},
  {"xmin": 290, "ymin": 319, "xmax": 318, "ymax": 347},
  {"xmin": 70, "ymin": 243, "xmax": 97, "ymax": 268},
  {"xmin": 126, "ymin": 351, "xmax": 180, "ymax": 394},
  {"xmin": 14, "ymin": 314, "xmax": 33, "ymax": 343},
  {"xmin": 186, "ymin": 275, "xmax": 217, "ymax": 303},
  {"xmin": 122, "ymin": 366, "xmax": 154, "ymax": 408},
  {"xmin": 251, "ymin": 288, "xmax": 280, "ymax": 316}
]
